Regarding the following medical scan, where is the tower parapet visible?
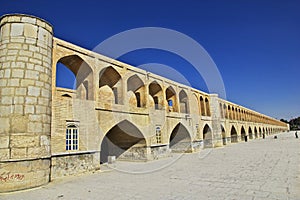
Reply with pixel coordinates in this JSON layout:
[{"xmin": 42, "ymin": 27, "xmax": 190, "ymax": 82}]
[{"xmin": 0, "ymin": 14, "xmax": 53, "ymax": 192}]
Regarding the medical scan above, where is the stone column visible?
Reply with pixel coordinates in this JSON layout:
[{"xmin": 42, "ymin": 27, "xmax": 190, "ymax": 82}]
[
  {"xmin": 0, "ymin": 14, "xmax": 53, "ymax": 192},
  {"xmin": 209, "ymin": 94, "xmax": 223, "ymax": 147}
]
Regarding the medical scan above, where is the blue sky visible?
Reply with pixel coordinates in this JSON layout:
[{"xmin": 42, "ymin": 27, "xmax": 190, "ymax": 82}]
[{"xmin": 1, "ymin": 0, "xmax": 299, "ymax": 120}]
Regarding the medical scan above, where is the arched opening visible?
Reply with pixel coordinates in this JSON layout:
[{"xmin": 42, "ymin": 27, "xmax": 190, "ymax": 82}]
[
  {"xmin": 232, "ymin": 107, "xmax": 235, "ymax": 120},
  {"xmin": 166, "ymin": 86, "xmax": 178, "ymax": 112},
  {"xmin": 228, "ymin": 105, "xmax": 231, "ymax": 120},
  {"xmin": 254, "ymin": 127, "xmax": 258, "ymax": 138},
  {"xmin": 149, "ymin": 81, "xmax": 163, "ymax": 110},
  {"xmin": 56, "ymin": 55, "xmax": 94, "ymax": 100},
  {"xmin": 203, "ymin": 124, "xmax": 212, "ymax": 148},
  {"xmin": 127, "ymin": 75, "xmax": 145, "ymax": 108},
  {"xmin": 99, "ymin": 66, "xmax": 122, "ymax": 104},
  {"xmin": 169, "ymin": 123, "xmax": 192, "ymax": 152},
  {"xmin": 259, "ymin": 127, "xmax": 262, "ymax": 137},
  {"xmin": 179, "ymin": 90, "xmax": 189, "ymax": 114},
  {"xmin": 205, "ymin": 98, "xmax": 211, "ymax": 116},
  {"xmin": 241, "ymin": 126, "xmax": 246, "ymax": 141},
  {"xmin": 231, "ymin": 126, "xmax": 238, "ymax": 143},
  {"xmin": 248, "ymin": 127, "xmax": 253, "ymax": 139},
  {"xmin": 100, "ymin": 120, "xmax": 147, "ymax": 164},
  {"xmin": 200, "ymin": 96, "xmax": 205, "ymax": 116},
  {"xmin": 221, "ymin": 125, "xmax": 226, "ymax": 145}
]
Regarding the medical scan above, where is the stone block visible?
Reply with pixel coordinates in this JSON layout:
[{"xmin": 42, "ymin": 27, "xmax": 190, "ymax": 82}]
[
  {"xmin": 15, "ymin": 88, "xmax": 27, "ymax": 96},
  {"xmin": 0, "ymin": 148, "xmax": 9, "ymax": 160},
  {"xmin": 1, "ymin": 24, "xmax": 10, "ymax": 38},
  {"xmin": 11, "ymin": 61, "xmax": 25, "ymax": 68},
  {"xmin": 21, "ymin": 79, "xmax": 35, "ymax": 87},
  {"xmin": 10, "ymin": 148, "xmax": 27, "ymax": 159},
  {"xmin": 1, "ymin": 87, "xmax": 14, "ymax": 95},
  {"xmin": 33, "ymin": 53, "xmax": 42, "ymax": 60},
  {"xmin": 10, "ymin": 135, "xmax": 39, "ymax": 148},
  {"xmin": 41, "ymin": 89, "xmax": 50, "ymax": 98},
  {"xmin": 0, "ymin": 118, "xmax": 10, "ymax": 134},
  {"xmin": 35, "ymin": 105, "xmax": 47, "ymax": 114},
  {"xmin": 27, "ymin": 147, "xmax": 48, "ymax": 158},
  {"xmin": 7, "ymin": 49, "xmax": 18, "ymax": 56},
  {"xmin": 11, "ymin": 115, "xmax": 28, "ymax": 133},
  {"xmin": 11, "ymin": 23, "xmax": 24, "ymax": 37},
  {"xmin": 25, "ymin": 70, "xmax": 39, "ymax": 80},
  {"xmin": 7, "ymin": 43, "xmax": 22, "ymax": 49},
  {"xmin": 1, "ymin": 96, "xmax": 13, "ymax": 104},
  {"xmin": 24, "ymin": 105, "xmax": 35, "ymax": 114},
  {"xmin": 0, "ymin": 136, "xmax": 9, "ymax": 148},
  {"xmin": 12, "ymin": 69, "xmax": 24, "ymax": 78},
  {"xmin": 10, "ymin": 38, "xmax": 25, "ymax": 43},
  {"xmin": 7, "ymin": 16, "xmax": 21, "ymax": 23},
  {"xmin": 4, "ymin": 69, "xmax": 11, "ymax": 78},
  {"xmin": 13, "ymin": 96, "xmax": 24, "ymax": 104},
  {"xmin": 25, "ymin": 97, "xmax": 37, "ymax": 104},
  {"xmin": 28, "ymin": 86, "xmax": 40, "ymax": 97},
  {"xmin": 17, "ymin": 56, "xmax": 29, "ymax": 62},
  {"xmin": 21, "ymin": 16, "xmax": 37, "ymax": 24},
  {"xmin": 0, "ymin": 79, "xmax": 7, "ymax": 87},
  {"xmin": 24, "ymin": 24, "xmax": 38, "ymax": 38},
  {"xmin": 28, "ymin": 122, "xmax": 43, "ymax": 133},
  {"xmin": 13, "ymin": 105, "xmax": 23, "ymax": 114},
  {"xmin": 29, "ymin": 58, "xmax": 42, "ymax": 65},
  {"xmin": 19, "ymin": 50, "xmax": 33, "ymax": 57},
  {"xmin": 0, "ymin": 106, "xmax": 11, "ymax": 116}
]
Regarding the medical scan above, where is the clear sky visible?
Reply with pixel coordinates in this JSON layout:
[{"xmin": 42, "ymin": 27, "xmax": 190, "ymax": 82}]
[{"xmin": 1, "ymin": 0, "xmax": 299, "ymax": 120}]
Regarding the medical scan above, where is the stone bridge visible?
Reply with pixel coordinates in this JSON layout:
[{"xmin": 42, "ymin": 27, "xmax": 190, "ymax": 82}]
[{"xmin": 0, "ymin": 14, "xmax": 289, "ymax": 192}]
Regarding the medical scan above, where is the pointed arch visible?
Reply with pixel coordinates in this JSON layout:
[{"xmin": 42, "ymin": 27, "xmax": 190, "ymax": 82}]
[
  {"xmin": 100, "ymin": 120, "xmax": 147, "ymax": 163},
  {"xmin": 179, "ymin": 90, "xmax": 189, "ymax": 114},
  {"xmin": 231, "ymin": 126, "xmax": 238, "ymax": 143},
  {"xmin": 254, "ymin": 127, "xmax": 258, "ymax": 138},
  {"xmin": 228, "ymin": 105, "xmax": 232, "ymax": 120},
  {"xmin": 248, "ymin": 127, "xmax": 253, "ymax": 139},
  {"xmin": 169, "ymin": 123, "xmax": 192, "ymax": 152},
  {"xmin": 166, "ymin": 86, "xmax": 178, "ymax": 112},
  {"xmin": 127, "ymin": 75, "xmax": 145, "ymax": 108},
  {"xmin": 259, "ymin": 127, "xmax": 262, "ymax": 137},
  {"xmin": 99, "ymin": 66, "xmax": 122, "ymax": 104},
  {"xmin": 203, "ymin": 124, "xmax": 212, "ymax": 147},
  {"xmin": 205, "ymin": 98, "xmax": 211, "ymax": 116},
  {"xmin": 56, "ymin": 55, "xmax": 94, "ymax": 100},
  {"xmin": 241, "ymin": 126, "xmax": 246, "ymax": 141},
  {"xmin": 149, "ymin": 81, "xmax": 163, "ymax": 110}
]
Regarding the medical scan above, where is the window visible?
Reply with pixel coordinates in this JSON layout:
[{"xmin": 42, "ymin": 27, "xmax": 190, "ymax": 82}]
[
  {"xmin": 156, "ymin": 126, "xmax": 162, "ymax": 144},
  {"xmin": 66, "ymin": 125, "xmax": 79, "ymax": 150}
]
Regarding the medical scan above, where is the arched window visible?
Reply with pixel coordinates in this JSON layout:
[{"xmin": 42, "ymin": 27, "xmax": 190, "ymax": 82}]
[{"xmin": 66, "ymin": 124, "xmax": 79, "ymax": 151}]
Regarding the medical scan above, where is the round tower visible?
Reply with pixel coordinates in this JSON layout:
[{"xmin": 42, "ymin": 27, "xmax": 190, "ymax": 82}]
[{"xmin": 0, "ymin": 14, "xmax": 53, "ymax": 192}]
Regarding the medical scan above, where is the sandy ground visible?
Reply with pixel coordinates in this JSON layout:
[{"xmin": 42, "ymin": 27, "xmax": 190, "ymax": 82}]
[{"xmin": 1, "ymin": 131, "xmax": 300, "ymax": 200}]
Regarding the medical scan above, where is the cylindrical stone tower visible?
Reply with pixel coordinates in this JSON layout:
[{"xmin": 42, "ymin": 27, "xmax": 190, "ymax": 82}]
[{"xmin": 0, "ymin": 14, "xmax": 53, "ymax": 192}]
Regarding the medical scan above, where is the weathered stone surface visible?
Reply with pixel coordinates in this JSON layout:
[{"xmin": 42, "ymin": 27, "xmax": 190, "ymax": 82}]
[
  {"xmin": 24, "ymin": 24, "xmax": 37, "ymax": 38},
  {"xmin": 0, "ymin": 136, "xmax": 9, "ymax": 148},
  {"xmin": 10, "ymin": 135, "xmax": 39, "ymax": 148},
  {"xmin": 0, "ymin": 118, "xmax": 10, "ymax": 134},
  {"xmin": 10, "ymin": 24, "xmax": 23, "ymax": 37},
  {"xmin": 11, "ymin": 115, "xmax": 28, "ymax": 133}
]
